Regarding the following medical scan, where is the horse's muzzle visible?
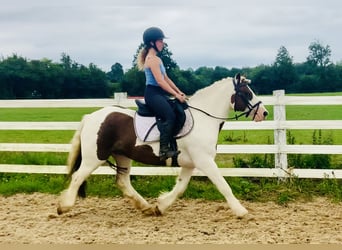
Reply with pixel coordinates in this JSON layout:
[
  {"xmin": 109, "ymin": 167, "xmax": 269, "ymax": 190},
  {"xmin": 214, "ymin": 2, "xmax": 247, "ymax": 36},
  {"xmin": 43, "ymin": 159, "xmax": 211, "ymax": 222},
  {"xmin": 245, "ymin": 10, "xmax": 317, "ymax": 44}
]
[{"xmin": 253, "ymin": 107, "xmax": 268, "ymax": 122}]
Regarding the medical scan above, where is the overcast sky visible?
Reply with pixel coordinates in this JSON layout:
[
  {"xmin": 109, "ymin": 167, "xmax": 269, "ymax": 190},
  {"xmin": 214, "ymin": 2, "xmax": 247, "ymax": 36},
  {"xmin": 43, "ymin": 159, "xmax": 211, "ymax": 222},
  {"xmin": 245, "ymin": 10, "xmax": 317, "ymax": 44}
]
[{"xmin": 1, "ymin": 0, "xmax": 342, "ymax": 72}]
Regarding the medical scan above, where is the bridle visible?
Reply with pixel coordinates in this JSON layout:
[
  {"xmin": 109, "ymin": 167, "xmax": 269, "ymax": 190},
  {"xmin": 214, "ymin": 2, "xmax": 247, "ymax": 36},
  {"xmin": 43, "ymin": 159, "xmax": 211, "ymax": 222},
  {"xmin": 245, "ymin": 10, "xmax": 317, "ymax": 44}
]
[
  {"xmin": 187, "ymin": 77, "xmax": 262, "ymax": 121},
  {"xmin": 232, "ymin": 78, "xmax": 262, "ymax": 121}
]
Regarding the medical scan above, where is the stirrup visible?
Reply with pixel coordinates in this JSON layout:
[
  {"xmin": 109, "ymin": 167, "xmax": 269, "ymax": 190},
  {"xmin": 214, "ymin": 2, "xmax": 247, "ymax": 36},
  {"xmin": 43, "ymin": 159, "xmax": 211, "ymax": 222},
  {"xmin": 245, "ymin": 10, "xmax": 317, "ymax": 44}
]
[{"xmin": 159, "ymin": 150, "xmax": 180, "ymax": 161}]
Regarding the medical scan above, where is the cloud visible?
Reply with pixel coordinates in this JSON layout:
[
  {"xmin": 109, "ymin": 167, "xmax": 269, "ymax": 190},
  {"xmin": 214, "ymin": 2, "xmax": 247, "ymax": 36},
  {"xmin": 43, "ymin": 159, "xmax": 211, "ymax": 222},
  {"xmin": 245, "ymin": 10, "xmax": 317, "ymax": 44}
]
[{"xmin": 1, "ymin": 0, "xmax": 342, "ymax": 71}]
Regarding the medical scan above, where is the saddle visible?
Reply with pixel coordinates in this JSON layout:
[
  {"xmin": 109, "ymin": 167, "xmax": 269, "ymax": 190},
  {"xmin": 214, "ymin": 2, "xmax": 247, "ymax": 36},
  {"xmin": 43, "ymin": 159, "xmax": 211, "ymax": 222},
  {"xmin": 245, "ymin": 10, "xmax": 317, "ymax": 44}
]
[{"xmin": 134, "ymin": 99, "xmax": 194, "ymax": 142}]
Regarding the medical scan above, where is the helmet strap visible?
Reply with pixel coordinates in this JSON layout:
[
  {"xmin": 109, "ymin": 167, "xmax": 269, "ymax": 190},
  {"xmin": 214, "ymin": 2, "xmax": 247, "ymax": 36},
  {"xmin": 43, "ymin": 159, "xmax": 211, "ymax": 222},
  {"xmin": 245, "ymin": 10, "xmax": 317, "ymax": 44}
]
[{"xmin": 150, "ymin": 41, "xmax": 159, "ymax": 53}]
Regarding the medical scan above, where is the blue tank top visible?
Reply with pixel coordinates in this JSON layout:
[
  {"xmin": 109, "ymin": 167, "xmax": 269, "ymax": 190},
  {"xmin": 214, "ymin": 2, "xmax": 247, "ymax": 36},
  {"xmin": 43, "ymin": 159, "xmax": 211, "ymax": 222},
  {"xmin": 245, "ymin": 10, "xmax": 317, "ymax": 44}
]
[{"xmin": 145, "ymin": 63, "xmax": 166, "ymax": 87}]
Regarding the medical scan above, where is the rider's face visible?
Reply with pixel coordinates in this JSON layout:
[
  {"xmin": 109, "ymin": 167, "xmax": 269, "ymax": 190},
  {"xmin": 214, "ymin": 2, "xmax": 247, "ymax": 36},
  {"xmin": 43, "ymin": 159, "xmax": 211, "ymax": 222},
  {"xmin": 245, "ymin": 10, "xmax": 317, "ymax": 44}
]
[{"xmin": 155, "ymin": 39, "xmax": 164, "ymax": 52}]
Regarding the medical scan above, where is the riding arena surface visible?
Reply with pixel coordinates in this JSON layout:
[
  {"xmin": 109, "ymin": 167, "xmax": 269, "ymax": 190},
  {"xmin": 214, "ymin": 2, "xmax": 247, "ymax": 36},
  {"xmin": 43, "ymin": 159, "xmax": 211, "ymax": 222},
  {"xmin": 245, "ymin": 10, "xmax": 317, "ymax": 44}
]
[{"xmin": 0, "ymin": 193, "xmax": 341, "ymax": 244}]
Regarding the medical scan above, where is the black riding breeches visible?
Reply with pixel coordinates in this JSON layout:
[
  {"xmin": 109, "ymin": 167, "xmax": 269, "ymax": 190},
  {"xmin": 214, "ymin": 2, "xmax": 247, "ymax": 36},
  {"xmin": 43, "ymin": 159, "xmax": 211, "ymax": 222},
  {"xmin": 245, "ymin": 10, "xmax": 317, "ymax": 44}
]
[{"xmin": 144, "ymin": 85, "xmax": 176, "ymax": 126}]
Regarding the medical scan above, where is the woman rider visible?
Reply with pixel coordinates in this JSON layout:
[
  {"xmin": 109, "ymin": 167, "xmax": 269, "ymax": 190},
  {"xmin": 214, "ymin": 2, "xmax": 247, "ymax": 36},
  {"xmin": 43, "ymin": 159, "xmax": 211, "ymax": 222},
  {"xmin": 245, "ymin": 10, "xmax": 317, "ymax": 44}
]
[{"xmin": 137, "ymin": 27, "xmax": 187, "ymax": 160}]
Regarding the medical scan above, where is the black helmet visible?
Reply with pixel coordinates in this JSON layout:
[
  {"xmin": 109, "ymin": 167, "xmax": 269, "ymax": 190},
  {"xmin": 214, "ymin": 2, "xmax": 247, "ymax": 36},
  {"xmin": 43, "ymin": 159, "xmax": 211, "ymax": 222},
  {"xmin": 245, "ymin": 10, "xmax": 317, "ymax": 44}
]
[{"xmin": 143, "ymin": 27, "xmax": 166, "ymax": 45}]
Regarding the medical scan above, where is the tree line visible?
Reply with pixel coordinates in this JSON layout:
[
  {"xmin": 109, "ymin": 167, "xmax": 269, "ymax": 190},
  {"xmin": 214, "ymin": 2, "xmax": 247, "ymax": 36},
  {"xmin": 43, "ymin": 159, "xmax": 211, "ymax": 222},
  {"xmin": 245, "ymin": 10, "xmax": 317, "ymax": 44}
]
[
  {"xmin": 0, "ymin": 53, "xmax": 108, "ymax": 99},
  {"xmin": 0, "ymin": 40, "xmax": 341, "ymax": 99}
]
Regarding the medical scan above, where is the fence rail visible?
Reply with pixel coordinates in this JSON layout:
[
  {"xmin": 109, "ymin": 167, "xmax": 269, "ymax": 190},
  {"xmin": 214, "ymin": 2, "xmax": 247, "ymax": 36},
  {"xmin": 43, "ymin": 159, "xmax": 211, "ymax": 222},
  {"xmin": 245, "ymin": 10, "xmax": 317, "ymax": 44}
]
[{"xmin": 1, "ymin": 90, "xmax": 341, "ymax": 179}]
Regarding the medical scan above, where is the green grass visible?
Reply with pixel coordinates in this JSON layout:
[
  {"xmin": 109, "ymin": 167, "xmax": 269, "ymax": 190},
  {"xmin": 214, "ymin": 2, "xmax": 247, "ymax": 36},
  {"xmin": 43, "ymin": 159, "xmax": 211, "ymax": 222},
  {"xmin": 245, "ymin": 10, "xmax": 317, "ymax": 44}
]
[
  {"xmin": 0, "ymin": 152, "xmax": 67, "ymax": 165},
  {"xmin": 285, "ymin": 105, "xmax": 342, "ymax": 120},
  {"xmin": 0, "ymin": 107, "xmax": 99, "ymax": 121},
  {"xmin": 0, "ymin": 174, "xmax": 340, "ymax": 204},
  {"xmin": 0, "ymin": 130, "xmax": 74, "ymax": 143},
  {"xmin": 0, "ymin": 100, "xmax": 341, "ymax": 203},
  {"xmin": 0, "ymin": 173, "xmax": 67, "ymax": 195}
]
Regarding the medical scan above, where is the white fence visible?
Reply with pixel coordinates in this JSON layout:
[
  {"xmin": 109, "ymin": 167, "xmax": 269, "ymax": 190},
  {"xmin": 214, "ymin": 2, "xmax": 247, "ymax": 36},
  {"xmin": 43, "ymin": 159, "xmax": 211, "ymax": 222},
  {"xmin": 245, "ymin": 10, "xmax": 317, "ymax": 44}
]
[{"xmin": 0, "ymin": 90, "xmax": 341, "ymax": 179}]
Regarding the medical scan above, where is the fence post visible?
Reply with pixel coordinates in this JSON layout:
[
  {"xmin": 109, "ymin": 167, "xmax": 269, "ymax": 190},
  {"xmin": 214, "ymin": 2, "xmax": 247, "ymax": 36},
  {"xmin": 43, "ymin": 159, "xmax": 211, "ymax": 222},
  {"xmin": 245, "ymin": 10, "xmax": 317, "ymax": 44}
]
[
  {"xmin": 273, "ymin": 90, "xmax": 288, "ymax": 180},
  {"xmin": 113, "ymin": 92, "xmax": 127, "ymax": 105}
]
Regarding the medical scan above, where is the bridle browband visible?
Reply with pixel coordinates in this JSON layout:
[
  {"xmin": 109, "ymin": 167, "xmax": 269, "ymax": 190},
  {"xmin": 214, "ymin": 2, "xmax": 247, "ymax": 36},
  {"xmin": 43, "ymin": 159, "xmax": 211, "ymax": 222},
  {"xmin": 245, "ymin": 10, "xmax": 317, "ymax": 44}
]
[{"xmin": 187, "ymin": 78, "xmax": 262, "ymax": 121}]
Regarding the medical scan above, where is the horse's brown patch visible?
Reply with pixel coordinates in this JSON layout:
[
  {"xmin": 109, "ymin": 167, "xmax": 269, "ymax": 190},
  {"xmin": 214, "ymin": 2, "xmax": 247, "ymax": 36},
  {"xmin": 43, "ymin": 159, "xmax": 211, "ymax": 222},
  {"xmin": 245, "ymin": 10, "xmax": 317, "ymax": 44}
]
[
  {"xmin": 232, "ymin": 85, "xmax": 253, "ymax": 112},
  {"xmin": 96, "ymin": 112, "xmax": 165, "ymax": 165}
]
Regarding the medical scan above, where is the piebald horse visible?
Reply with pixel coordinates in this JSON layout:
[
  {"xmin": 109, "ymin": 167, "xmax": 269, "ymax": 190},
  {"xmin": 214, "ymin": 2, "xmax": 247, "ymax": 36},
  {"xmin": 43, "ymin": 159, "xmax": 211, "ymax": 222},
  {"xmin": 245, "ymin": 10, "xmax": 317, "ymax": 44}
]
[{"xmin": 57, "ymin": 74, "xmax": 268, "ymax": 218}]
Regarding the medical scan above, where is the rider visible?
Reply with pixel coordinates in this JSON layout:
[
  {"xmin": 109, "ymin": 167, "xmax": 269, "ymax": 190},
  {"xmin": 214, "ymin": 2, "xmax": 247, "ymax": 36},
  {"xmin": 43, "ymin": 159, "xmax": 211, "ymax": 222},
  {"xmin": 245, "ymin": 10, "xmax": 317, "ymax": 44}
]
[{"xmin": 137, "ymin": 27, "xmax": 187, "ymax": 160}]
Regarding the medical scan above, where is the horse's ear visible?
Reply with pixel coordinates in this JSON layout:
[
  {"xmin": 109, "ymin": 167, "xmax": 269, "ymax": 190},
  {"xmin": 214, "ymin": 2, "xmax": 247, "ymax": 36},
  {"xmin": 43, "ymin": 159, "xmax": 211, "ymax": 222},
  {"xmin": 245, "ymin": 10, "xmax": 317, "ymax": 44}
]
[{"xmin": 235, "ymin": 73, "xmax": 241, "ymax": 84}]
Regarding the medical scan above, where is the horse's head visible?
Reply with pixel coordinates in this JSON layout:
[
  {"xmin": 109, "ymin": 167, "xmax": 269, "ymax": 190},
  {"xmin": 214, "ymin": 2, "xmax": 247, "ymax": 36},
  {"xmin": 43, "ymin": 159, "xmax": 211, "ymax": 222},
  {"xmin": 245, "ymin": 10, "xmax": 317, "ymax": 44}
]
[{"xmin": 231, "ymin": 73, "xmax": 268, "ymax": 122}]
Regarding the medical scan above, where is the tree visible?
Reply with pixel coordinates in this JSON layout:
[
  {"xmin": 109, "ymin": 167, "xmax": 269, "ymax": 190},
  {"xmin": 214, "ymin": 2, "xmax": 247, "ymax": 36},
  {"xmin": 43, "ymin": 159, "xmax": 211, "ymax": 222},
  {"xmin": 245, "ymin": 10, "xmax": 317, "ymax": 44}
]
[
  {"xmin": 272, "ymin": 46, "xmax": 297, "ymax": 92},
  {"xmin": 305, "ymin": 41, "xmax": 336, "ymax": 92},
  {"xmin": 158, "ymin": 43, "xmax": 178, "ymax": 72},
  {"xmin": 107, "ymin": 62, "xmax": 124, "ymax": 83},
  {"xmin": 212, "ymin": 66, "xmax": 230, "ymax": 83},
  {"xmin": 274, "ymin": 46, "xmax": 293, "ymax": 67},
  {"xmin": 250, "ymin": 65, "xmax": 275, "ymax": 94},
  {"xmin": 87, "ymin": 63, "xmax": 110, "ymax": 97},
  {"xmin": 194, "ymin": 67, "xmax": 214, "ymax": 87},
  {"xmin": 307, "ymin": 40, "xmax": 332, "ymax": 68},
  {"xmin": 173, "ymin": 68, "xmax": 200, "ymax": 95},
  {"xmin": 0, "ymin": 54, "xmax": 31, "ymax": 98},
  {"xmin": 60, "ymin": 53, "xmax": 73, "ymax": 70},
  {"xmin": 121, "ymin": 67, "xmax": 145, "ymax": 96},
  {"xmin": 29, "ymin": 59, "xmax": 59, "ymax": 98}
]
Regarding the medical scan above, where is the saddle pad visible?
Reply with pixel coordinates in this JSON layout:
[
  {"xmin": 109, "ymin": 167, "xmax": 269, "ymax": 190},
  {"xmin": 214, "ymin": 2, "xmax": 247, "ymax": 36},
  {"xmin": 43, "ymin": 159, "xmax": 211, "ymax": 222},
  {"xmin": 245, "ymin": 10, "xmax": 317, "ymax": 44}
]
[{"xmin": 134, "ymin": 109, "xmax": 194, "ymax": 142}]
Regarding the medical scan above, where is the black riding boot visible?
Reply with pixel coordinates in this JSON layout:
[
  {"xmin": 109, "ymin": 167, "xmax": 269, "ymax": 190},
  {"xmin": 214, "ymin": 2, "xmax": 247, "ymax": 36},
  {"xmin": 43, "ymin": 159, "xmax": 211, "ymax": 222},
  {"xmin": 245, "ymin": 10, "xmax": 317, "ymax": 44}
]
[{"xmin": 157, "ymin": 120, "xmax": 180, "ymax": 161}]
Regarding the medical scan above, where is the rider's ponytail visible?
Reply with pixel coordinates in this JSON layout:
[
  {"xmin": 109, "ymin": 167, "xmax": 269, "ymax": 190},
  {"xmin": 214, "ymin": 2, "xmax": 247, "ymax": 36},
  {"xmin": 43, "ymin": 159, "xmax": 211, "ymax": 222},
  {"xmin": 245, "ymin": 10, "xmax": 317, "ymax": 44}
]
[{"xmin": 137, "ymin": 47, "xmax": 148, "ymax": 71}]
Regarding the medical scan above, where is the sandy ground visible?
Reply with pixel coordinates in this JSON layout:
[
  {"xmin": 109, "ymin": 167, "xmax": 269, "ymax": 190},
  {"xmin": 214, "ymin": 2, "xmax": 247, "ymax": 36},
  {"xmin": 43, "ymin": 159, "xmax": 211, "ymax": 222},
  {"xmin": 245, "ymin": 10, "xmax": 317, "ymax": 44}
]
[{"xmin": 0, "ymin": 193, "xmax": 341, "ymax": 244}]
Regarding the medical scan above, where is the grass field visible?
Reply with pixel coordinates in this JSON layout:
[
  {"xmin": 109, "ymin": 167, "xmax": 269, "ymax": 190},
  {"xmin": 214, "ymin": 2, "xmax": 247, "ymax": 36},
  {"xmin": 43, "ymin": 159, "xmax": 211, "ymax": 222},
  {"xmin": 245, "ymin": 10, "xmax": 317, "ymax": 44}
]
[{"xmin": 0, "ymin": 99, "xmax": 341, "ymax": 203}]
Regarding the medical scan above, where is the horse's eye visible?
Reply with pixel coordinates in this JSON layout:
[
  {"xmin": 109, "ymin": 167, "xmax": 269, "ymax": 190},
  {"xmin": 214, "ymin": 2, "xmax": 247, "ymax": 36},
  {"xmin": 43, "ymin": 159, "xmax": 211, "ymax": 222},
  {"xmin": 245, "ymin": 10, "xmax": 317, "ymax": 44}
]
[{"xmin": 246, "ymin": 91, "xmax": 253, "ymax": 100}]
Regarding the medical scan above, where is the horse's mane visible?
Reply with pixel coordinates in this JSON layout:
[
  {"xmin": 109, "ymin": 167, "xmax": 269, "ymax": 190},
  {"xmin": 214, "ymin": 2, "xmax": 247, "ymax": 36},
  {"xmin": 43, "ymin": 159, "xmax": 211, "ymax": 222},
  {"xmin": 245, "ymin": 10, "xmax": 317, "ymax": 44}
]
[{"xmin": 189, "ymin": 77, "xmax": 233, "ymax": 103}]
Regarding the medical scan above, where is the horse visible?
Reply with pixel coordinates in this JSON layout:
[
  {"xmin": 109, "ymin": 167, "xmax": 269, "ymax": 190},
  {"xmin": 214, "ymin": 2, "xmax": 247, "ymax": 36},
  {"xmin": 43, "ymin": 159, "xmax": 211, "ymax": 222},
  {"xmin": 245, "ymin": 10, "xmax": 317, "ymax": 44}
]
[{"xmin": 57, "ymin": 73, "xmax": 268, "ymax": 218}]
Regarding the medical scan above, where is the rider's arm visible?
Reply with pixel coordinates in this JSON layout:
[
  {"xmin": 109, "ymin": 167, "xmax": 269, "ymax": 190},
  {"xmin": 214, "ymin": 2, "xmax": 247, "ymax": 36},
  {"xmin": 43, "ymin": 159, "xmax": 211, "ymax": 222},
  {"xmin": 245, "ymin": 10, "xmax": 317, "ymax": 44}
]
[{"xmin": 148, "ymin": 57, "xmax": 185, "ymax": 102}]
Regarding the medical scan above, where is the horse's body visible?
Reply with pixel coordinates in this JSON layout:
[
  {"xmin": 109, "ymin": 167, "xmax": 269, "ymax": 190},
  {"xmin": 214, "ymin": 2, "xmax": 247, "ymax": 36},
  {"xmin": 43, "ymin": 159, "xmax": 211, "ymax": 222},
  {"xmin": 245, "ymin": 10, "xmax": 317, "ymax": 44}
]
[{"xmin": 57, "ymin": 75, "xmax": 268, "ymax": 218}]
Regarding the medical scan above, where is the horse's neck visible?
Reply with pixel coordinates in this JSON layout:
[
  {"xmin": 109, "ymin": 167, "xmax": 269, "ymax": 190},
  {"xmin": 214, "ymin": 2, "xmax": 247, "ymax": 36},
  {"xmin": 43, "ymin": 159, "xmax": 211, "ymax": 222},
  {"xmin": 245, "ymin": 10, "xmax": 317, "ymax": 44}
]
[{"xmin": 189, "ymin": 77, "xmax": 233, "ymax": 117}]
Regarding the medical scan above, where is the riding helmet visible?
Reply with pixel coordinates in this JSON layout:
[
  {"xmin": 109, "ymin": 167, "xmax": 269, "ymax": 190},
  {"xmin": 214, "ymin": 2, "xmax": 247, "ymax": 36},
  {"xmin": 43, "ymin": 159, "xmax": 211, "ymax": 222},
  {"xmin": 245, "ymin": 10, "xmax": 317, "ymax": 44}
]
[{"xmin": 143, "ymin": 27, "xmax": 167, "ymax": 45}]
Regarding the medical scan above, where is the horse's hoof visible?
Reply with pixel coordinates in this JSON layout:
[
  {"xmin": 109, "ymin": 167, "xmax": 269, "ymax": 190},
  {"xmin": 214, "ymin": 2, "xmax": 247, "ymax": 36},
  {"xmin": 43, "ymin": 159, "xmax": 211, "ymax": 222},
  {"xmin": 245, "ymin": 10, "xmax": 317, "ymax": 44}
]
[
  {"xmin": 141, "ymin": 206, "xmax": 155, "ymax": 216},
  {"xmin": 57, "ymin": 206, "xmax": 70, "ymax": 215},
  {"xmin": 154, "ymin": 205, "xmax": 163, "ymax": 216},
  {"xmin": 142, "ymin": 205, "xmax": 163, "ymax": 216},
  {"xmin": 235, "ymin": 208, "xmax": 248, "ymax": 218},
  {"xmin": 57, "ymin": 207, "xmax": 63, "ymax": 215}
]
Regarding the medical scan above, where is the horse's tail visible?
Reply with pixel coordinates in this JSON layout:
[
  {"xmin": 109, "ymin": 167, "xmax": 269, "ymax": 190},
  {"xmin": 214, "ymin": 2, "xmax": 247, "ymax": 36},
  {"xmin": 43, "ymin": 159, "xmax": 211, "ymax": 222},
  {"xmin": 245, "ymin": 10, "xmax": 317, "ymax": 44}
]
[{"xmin": 67, "ymin": 115, "xmax": 86, "ymax": 198}]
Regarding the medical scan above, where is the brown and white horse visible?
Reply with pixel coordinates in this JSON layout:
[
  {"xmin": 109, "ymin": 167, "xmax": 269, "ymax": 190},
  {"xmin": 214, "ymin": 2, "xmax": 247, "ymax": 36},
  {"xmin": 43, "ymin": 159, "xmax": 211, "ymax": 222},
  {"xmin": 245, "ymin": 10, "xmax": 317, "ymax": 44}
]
[{"xmin": 57, "ymin": 74, "xmax": 268, "ymax": 218}]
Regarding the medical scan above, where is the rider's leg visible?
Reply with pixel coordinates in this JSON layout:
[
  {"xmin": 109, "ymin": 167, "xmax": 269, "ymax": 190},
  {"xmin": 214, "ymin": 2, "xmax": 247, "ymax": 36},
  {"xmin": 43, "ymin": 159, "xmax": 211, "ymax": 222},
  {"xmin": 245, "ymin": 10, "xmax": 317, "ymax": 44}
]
[
  {"xmin": 144, "ymin": 86, "xmax": 179, "ymax": 160},
  {"xmin": 156, "ymin": 118, "xmax": 180, "ymax": 160}
]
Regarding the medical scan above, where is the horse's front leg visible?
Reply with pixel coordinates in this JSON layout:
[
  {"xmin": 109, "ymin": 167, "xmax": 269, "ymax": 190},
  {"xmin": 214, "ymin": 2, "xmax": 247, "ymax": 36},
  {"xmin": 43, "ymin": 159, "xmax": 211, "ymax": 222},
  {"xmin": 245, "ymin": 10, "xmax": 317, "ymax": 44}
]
[
  {"xmin": 194, "ymin": 156, "xmax": 248, "ymax": 218},
  {"xmin": 155, "ymin": 166, "xmax": 194, "ymax": 215},
  {"xmin": 114, "ymin": 155, "xmax": 154, "ymax": 214}
]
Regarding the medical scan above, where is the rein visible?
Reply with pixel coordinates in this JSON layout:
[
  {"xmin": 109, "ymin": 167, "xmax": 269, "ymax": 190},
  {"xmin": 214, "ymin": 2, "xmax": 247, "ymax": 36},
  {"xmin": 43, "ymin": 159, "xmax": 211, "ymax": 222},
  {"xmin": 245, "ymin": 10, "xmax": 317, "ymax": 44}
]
[
  {"xmin": 188, "ymin": 101, "xmax": 261, "ymax": 121},
  {"xmin": 187, "ymin": 104, "xmax": 251, "ymax": 120}
]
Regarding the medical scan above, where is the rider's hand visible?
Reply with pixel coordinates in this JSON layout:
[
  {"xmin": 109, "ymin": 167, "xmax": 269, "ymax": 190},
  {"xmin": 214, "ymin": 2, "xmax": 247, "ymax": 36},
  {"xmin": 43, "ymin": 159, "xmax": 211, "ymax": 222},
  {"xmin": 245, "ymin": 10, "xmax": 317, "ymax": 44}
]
[{"xmin": 176, "ymin": 93, "xmax": 187, "ymax": 103}]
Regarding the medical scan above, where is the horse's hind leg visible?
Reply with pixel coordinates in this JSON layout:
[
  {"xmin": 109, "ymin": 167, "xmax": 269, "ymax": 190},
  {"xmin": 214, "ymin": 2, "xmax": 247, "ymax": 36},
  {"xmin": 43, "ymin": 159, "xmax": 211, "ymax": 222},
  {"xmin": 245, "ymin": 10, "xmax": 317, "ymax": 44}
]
[
  {"xmin": 155, "ymin": 167, "xmax": 193, "ymax": 215},
  {"xmin": 114, "ymin": 155, "xmax": 153, "ymax": 213}
]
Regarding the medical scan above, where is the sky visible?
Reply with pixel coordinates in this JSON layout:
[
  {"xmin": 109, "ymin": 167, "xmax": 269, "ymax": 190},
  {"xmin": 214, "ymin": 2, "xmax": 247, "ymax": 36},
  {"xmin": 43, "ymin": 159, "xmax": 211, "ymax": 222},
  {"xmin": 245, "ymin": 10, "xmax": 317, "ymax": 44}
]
[{"xmin": 1, "ymin": 0, "xmax": 342, "ymax": 72}]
